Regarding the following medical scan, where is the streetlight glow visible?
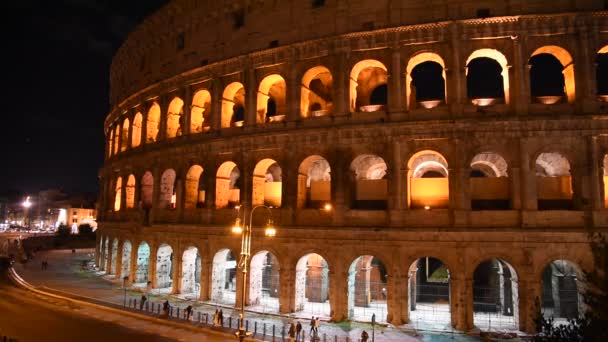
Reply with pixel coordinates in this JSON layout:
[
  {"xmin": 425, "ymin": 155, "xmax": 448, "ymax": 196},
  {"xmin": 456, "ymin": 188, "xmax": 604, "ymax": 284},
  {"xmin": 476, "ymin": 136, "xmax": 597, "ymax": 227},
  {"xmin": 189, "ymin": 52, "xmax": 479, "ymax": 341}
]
[
  {"xmin": 22, "ymin": 196, "xmax": 32, "ymax": 209},
  {"xmin": 324, "ymin": 203, "xmax": 332, "ymax": 211},
  {"xmin": 231, "ymin": 218, "xmax": 243, "ymax": 234}
]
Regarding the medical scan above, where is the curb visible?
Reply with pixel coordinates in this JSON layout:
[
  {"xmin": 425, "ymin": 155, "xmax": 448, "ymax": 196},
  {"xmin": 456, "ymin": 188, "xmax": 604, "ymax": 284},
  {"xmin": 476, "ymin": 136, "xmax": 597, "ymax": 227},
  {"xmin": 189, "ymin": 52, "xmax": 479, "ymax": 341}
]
[{"xmin": 8, "ymin": 267, "xmax": 259, "ymax": 341}]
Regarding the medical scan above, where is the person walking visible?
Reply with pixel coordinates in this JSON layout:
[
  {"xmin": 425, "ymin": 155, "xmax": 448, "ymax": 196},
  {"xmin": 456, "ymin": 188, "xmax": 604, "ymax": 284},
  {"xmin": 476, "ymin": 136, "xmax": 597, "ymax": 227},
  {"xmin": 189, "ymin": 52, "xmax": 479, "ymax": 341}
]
[
  {"xmin": 314, "ymin": 317, "xmax": 320, "ymax": 335},
  {"xmin": 185, "ymin": 305, "xmax": 193, "ymax": 320},
  {"xmin": 213, "ymin": 309, "xmax": 219, "ymax": 326},
  {"xmin": 309, "ymin": 316, "xmax": 315, "ymax": 336},
  {"xmin": 162, "ymin": 300, "xmax": 170, "ymax": 317},
  {"xmin": 361, "ymin": 330, "xmax": 369, "ymax": 342},
  {"xmin": 288, "ymin": 322, "xmax": 296, "ymax": 342},
  {"xmin": 295, "ymin": 321, "xmax": 302, "ymax": 341},
  {"xmin": 218, "ymin": 309, "xmax": 224, "ymax": 326},
  {"xmin": 140, "ymin": 295, "xmax": 147, "ymax": 310}
]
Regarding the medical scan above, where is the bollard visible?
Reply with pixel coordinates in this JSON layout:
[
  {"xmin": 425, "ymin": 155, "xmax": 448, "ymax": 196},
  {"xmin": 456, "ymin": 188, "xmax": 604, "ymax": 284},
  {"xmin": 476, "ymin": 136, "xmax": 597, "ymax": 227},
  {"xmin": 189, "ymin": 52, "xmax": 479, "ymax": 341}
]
[
  {"xmin": 323, "ymin": 333, "xmax": 326, "ymax": 342},
  {"xmin": 254, "ymin": 321, "xmax": 257, "ymax": 335},
  {"xmin": 176, "ymin": 307, "xmax": 180, "ymax": 318},
  {"xmin": 229, "ymin": 317, "xmax": 232, "ymax": 329},
  {"xmin": 205, "ymin": 313, "xmax": 209, "ymax": 325},
  {"xmin": 246, "ymin": 320, "xmax": 249, "ymax": 331},
  {"xmin": 145, "ymin": 301, "xmax": 149, "ymax": 311},
  {"xmin": 272, "ymin": 324, "xmax": 275, "ymax": 338},
  {"xmin": 334, "ymin": 335, "xmax": 337, "ymax": 342},
  {"xmin": 281, "ymin": 325, "xmax": 285, "ymax": 339},
  {"xmin": 198, "ymin": 312, "xmax": 201, "ymax": 322},
  {"xmin": 263, "ymin": 323, "xmax": 266, "ymax": 336},
  {"xmin": 170, "ymin": 306, "xmax": 173, "ymax": 316}
]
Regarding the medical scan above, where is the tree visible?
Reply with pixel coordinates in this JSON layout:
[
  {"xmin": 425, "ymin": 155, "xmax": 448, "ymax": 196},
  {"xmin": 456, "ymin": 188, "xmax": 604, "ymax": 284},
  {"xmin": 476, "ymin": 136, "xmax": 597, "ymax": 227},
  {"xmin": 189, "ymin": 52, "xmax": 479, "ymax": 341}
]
[
  {"xmin": 56, "ymin": 224, "xmax": 71, "ymax": 237},
  {"xmin": 78, "ymin": 224, "xmax": 93, "ymax": 236},
  {"xmin": 533, "ymin": 232, "xmax": 608, "ymax": 342}
]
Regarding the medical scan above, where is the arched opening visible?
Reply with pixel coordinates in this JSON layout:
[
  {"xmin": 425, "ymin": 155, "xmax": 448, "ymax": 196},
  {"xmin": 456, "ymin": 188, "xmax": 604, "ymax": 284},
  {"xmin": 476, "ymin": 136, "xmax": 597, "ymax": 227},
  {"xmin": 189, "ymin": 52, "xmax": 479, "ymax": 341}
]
[
  {"xmin": 350, "ymin": 154, "xmax": 388, "ymax": 210},
  {"xmin": 473, "ymin": 259, "xmax": 519, "ymax": 332},
  {"xmin": 350, "ymin": 60, "xmax": 388, "ymax": 112},
  {"xmin": 141, "ymin": 171, "xmax": 154, "ymax": 208},
  {"xmin": 408, "ymin": 257, "xmax": 451, "ymax": 331},
  {"xmin": 121, "ymin": 118, "xmax": 130, "ymax": 152},
  {"xmin": 191, "ymin": 90, "xmax": 211, "ymax": 133},
  {"xmin": 407, "ymin": 151, "xmax": 449, "ymax": 209},
  {"xmin": 146, "ymin": 103, "xmax": 161, "ymax": 143},
  {"xmin": 252, "ymin": 159, "xmax": 282, "ymax": 207},
  {"xmin": 135, "ymin": 242, "xmax": 150, "ymax": 284},
  {"xmin": 347, "ymin": 255, "xmax": 388, "ymax": 322},
  {"xmin": 211, "ymin": 249, "xmax": 237, "ymax": 305},
  {"xmin": 406, "ymin": 53, "xmax": 447, "ymax": 110},
  {"xmin": 248, "ymin": 251, "xmax": 280, "ymax": 313},
  {"xmin": 466, "ymin": 49, "xmax": 509, "ymax": 106},
  {"xmin": 126, "ymin": 174, "xmax": 136, "ymax": 209},
  {"xmin": 221, "ymin": 82, "xmax": 246, "ymax": 128},
  {"xmin": 530, "ymin": 46, "xmax": 574, "ymax": 104},
  {"xmin": 159, "ymin": 169, "xmax": 177, "ymax": 209},
  {"xmin": 297, "ymin": 155, "xmax": 331, "ymax": 209},
  {"xmin": 301, "ymin": 66, "xmax": 333, "ymax": 118},
  {"xmin": 113, "ymin": 125, "xmax": 120, "ymax": 155},
  {"xmin": 114, "ymin": 177, "xmax": 122, "ymax": 212},
  {"xmin": 535, "ymin": 152, "xmax": 573, "ymax": 210},
  {"xmin": 180, "ymin": 246, "xmax": 201, "ymax": 300},
  {"xmin": 258, "ymin": 74, "xmax": 286, "ymax": 123},
  {"xmin": 166, "ymin": 97, "xmax": 184, "ymax": 138},
  {"xmin": 132, "ymin": 112, "xmax": 142, "ymax": 147},
  {"xmin": 597, "ymin": 46, "xmax": 608, "ymax": 100},
  {"xmin": 603, "ymin": 155, "xmax": 608, "ymax": 208},
  {"xmin": 470, "ymin": 153, "xmax": 510, "ymax": 210},
  {"xmin": 541, "ymin": 260, "xmax": 584, "ymax": 325},
  {"xmin": 185, "ymin": 165, "xmax": 205, "ymax": 209},
  {"xmin": 121, "ymin": 240, "xmax": 132, "ymax": 279},
  {"xmin": 295, "ymin": 253, "xmax": 330, "ymax": 317},
  {"xmin": 216, "ymin": 161, "xmax": 240, "ymax": 209},
  {"xmin": 155, "ymin": 243, "xmax": 173, "ymax": 293},
  {"xmin": 110, "ymin": 238, "xmax": 118, "ymax": 274}
]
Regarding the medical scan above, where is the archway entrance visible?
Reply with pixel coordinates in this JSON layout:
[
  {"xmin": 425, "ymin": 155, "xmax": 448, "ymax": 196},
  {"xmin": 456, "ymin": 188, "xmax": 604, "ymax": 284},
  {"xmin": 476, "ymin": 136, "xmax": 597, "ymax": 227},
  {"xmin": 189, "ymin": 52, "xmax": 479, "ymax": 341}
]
[
  {"xmin": 181, "ymin": 246, "xmax": 201, "ymax": 300},
  {"xmin": 408, "ymin": 257, "xmax": 451, "ymax": 331},
  {"xmin": 541, "ymin": 260, "xmax": 584, "ymax": 326},
  {"xmin": 473, "ymin": 259, "xmax": 519, "ymax": 331},
  {"xmin": 248, "ymin": 251, "xmax": 280, "ymax": 313},
  {"xmin": 347, "ymin": 256, "xmax": 388, "ymax": 322},
  {"xmin": 211, "ymin": 249, "xmax": 237, "ymax": 305},
  {"xmin": 295, "ymin": 253, "xmax": 330, "ymax": 318},
  {"xmin": 155, "ymin": 243, "xmax": 173, "ymax": 294},
  {"xmin": 135, "ymin": 242, "xmax": 150, "ymax": 284},
  {"xmin": 121, "ymin": 240, "xmax": 132, "ymax": 278}
]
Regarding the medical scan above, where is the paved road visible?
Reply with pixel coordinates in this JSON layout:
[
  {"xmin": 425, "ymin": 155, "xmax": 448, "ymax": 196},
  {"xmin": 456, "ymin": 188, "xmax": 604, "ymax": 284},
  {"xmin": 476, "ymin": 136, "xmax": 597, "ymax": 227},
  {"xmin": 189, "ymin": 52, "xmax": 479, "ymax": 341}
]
[{"xmin": 0, "ymin": 260, "xmax": 235, "ymax": 342}]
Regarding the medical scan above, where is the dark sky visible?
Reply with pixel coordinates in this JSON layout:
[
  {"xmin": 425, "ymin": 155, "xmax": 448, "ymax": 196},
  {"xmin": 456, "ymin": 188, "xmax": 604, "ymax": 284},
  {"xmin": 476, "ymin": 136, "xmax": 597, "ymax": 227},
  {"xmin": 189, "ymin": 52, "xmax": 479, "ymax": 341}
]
[{"xmin": 1, "ymin": 0, "xmax": 168, "ymax": 198}]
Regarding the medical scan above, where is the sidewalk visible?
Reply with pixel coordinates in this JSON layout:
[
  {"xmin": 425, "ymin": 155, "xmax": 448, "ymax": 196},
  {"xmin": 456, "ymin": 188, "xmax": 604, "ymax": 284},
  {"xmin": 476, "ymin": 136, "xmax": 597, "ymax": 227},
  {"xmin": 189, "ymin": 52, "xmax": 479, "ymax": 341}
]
[{"xmin": 16, "ymin": 249, "xmax": 481, "ymax": 342}]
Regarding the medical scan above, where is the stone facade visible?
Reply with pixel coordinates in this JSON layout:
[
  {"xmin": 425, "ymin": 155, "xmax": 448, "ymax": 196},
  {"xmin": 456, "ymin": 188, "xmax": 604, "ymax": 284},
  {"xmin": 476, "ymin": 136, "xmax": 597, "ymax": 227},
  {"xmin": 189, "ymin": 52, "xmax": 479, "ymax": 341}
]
[{"xmin": 97, "ymin": 0, "xmax": 608, "ymax": 334}]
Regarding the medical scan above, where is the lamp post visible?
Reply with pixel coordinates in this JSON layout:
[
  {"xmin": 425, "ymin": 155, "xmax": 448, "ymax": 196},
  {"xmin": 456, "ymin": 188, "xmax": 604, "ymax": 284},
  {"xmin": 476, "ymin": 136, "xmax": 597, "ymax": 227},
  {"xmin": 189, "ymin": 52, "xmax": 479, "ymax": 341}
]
[
  {"xmin": 22, "ymin": 196, "xmax": 32, "ymax": 229},
  {"xmin": 123, "ymin": 275, "xmax": 129, "ymax": 307},
  {"xmin": 231, "ymin": 204, "xmax": 276, "ymax": 342}
]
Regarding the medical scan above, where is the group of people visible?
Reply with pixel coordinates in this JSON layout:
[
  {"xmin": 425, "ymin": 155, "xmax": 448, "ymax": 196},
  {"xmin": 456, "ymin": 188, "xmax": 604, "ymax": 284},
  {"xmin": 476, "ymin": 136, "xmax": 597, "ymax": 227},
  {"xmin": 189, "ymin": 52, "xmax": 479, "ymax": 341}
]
[
  {"xmin": 287, "ymin": 317, "xmax": 321, "ymax": 341},
  {"xmin": 40, "ymin": 260, "xmax": 49, "ymax": 270},
  {"xmin": 212, "ymin": 308, "xmax": 224, "ymax": 326}
]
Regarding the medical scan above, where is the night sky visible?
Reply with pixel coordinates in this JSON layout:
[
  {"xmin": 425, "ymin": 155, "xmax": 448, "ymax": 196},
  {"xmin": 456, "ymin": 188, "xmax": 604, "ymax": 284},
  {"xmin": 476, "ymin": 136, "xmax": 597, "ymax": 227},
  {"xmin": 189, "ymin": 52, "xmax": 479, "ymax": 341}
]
[{"xmin": 1, "ymin": 0, "xmax": 168, "ymax": 198}]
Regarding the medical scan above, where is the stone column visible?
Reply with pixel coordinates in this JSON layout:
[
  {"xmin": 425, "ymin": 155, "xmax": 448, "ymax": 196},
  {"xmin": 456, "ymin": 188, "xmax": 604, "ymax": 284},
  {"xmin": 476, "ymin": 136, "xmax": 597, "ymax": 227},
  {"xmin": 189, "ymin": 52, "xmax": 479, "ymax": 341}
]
[
  {"xmin": 245, "ymin": 67, "xmax": 257, "ymax": 126},
  {"xmin": 129, "ymin": 243, "xmax": 138, "ymax": 283},
  {"xmin": 518, "ymin": 278, "xmax": 542, "ymax": 334},
  {"xmin": 176, "ymin": 176, "xmax": 185, "ymax": 220},
  {"xmin": 183, "ymin": 87, "xmax": 192, "ymax": 135},
  {"xmin": 329, "ymin": 269, "xmax": 348, "ymax": 321},
  {"xmin": 387, "ymin": 271, "xmax": 408, "ymax": 325},
  {"xmin": 158, "ymin": 97, "xmax": 168, "ymax": 141},
  {"xmin": 235, "ymin": 267, "xmax": 245, "ymax": 309},
  {"xmin": 241, "ymin": 158, "xmax": 253, "ymax": 207},
  {"xmin": 286, "ymin": 53, "xmax": 299, "ymax": 122},
  {"xmin": 149, "ymin": 244, "xmax": 158, "ymax": 288},
  {"xmin": 449, "ymin": 23, "xmax": 465, "ymax": 115},
  {"xmin": 120, "ymin": 174, "xmax": 128, "ymax": 212},
  {"xmin": 141, "ymin": 107, "xmax": 149, "ymax": 146},
  {"xmin": 388, "ymin": 48, "xmax": 404, "ymax": 115},
  {"xmin": 389, "ymin": 141, "xmax": 404, "ymax": 210},
  {"xmin": 279, "ymin": 266, "xmax": 295, "ymax": 313},
  {"xmin": 172, "ymin": 245, "xmax": 182, "ymax": 294},
  {"xmin": 334, "ymin": 52, "xmax": 349, "ymax": 116},
  {"xmin": 450, "ymin": 275, "xmax": 473, "ymax": 331},
  {"xmin": 99, "ymin": 237, "xmax": 106, "ymax": 271},
  {"xmin": 200, "ymin": 257, "xmax": 212, "ymax": 301},
  {"xmin": 512, "ymin": 34, "xmax": 529, "ymax": 114},
  {"xmin": 211, "ymin": 80, "xmax": 222, "ymax": 132},
  {"xmin": 520, "ymin": 144, "xmax": 538, "ymax": 210},
  {"xmin": 510, "ymin": 166, "xmax": 522, "ymax": 210},
  {"xmin": 106, "ymin": 238, "xmax": 113, "ymax": 274},
  {"xmin": 115, "ymin": 240, "xmax": 124, "ymax": 280},
  {"xmin": 150, "ymin": 168, "xmax": 162, "ymax": 224},
  {"xmin": 95, "ymin": 234, "xmax": 101, "ymax": 267},
  {"xmin": 590, "ymin": 137, "xmax": 603, "ymax": 210}
]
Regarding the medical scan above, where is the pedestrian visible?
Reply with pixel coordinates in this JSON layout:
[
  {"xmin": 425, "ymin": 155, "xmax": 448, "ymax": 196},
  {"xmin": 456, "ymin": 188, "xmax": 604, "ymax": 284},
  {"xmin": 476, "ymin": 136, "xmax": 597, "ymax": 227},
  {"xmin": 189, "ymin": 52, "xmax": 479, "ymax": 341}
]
[
  {"xmin": 213, "ymin": 309, "xmax": 219, "ymax": 326},
  {"xmin": 314, "ymin": 317, "xmax": 320, "ymax": 334},
  {"xmin": 218, "ymin": 309, "xmax": 224, "ymax": 326},
  {"xmin": 163, "ymin": 300, "xmax": 170, "ymax": 317},
  {"xmin": 309, "ymin": 316, "xmax": 315, "ymax": 336},
  {"xmin": 296, "ymin": 321, "xmax": 302, "ymax": 341},
  {"xmin": 361, "ymin": 330, "xmax": 369, "ymax": 342},
  {"xmin": 288, "ymin": 322, "xmax": 296, "ymax": 342},
  {"xmin": 185, "ymin": 305, "xmax": 193, "ymax": 320},
  {"xmin": 140, "ymin": 295, "xmax": 147, "ymax": 310}
]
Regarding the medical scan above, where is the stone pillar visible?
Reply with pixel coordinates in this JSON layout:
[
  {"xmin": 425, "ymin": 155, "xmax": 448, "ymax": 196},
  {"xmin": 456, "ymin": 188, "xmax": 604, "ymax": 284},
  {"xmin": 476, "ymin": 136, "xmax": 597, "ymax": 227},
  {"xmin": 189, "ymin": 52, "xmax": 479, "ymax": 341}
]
[
  {"xmin": 149, "ymin": 244, "xmax": 158, "ymax": 288},
  {"xmin": 141, "ymin": 107, "xmax": 149, "ymax": 146},
  {"xmin": 99, "ymin": 237, "xmax": 106, "ymax": 271},
  {"xmin": 95, "ymin": 234, "xmax": 101, "ymax": 267},
  {"xmin": 120, "ymin": 174, "xmax": 128, "ymax": 212},
  {"xmin": 387, "ymin": 272, "xmax": 408, "ymax": 325},
  {"xmin": 241, "ymin": 158, "xmax": 253, "ymax": 207},
  {"xmin": 158, "ymin": 97, "xmax": 168, "ymax": 141},
  {"xmin": 389, "ymin": 141, "xmax": 404, "ymax": 210},
  {"xmin": 183, "ymin": 87, "xmax": 192, "ymax": 135},
  {"xmin": 510, "ymin": 167, "xmax": 522, "ymax": 210},
  {"xmin": 450, "ymin": 23, "xmax": 465, "ymax": 115},
  {"xmin": 590, "ymin": 137, "xmax": 603, "ymax": 210},
  {"xmin": 512, "ymin": 35, "xmax": 529, "ymax": 114},
  {"xmin": 334, "ymin": 52, "xmax": 349, "ymax": 116},
  {"xmin": 286, "ymin": 54, "xmax": 299, "ymax": 122},
  {"xmin": 126, "ymin": 114, "xmax": 133, "ymax": 150},
  {"xmin": 329, "ymin": 269, "xmax": 348, "ymax": 321},
  {"xmin": 172, "ymin": 246, "xmax": 182, "ymax": 294},
  {"xmin": 106, "ymin": 239, "xmax": 113, "ymax": 274},
  {"xmin": 450, "ymin": 275, "xmax": 473, "ymax": 331},
  {"xmin": 235, "ymin": 267, "xmax": 245, "ymax": 309},
  {"xmin": 520, "ymin": 142, "xmax": 538, "ymax": 210},
  {"xmin": 129, "ymin": 244, "xmax": 138, "ymax": 283},
  {"xmin": 388, "ymin": 48, "xmax": 404, "ymax": 115},
  {"xmin": 518, "ymin": 278, "xmax": 542, "ymax": 334},
  {"xmin": 176, "ymin": 177, "xmax": 184, "ymax": 219},
  {"xmin": 150, "ymin": 168, "xmax": 162, "ymax": 224},
  {"xmin": 211, "ymin": 80, "xmax": 222, "ymax": 132},
  {"xmin": 200, "ymin": 258, "xmax": 212, "ymax": 301},
  {"xmin": 245, "ymin": 67, "xmax": 257, "ymax": 126},
  {"xmin": 115, "ymin": 240, "xmax": 124, "ymax": 280},
  {"xmin": 279, "ymin": 266, "xmax": 295, "ymax": 313}
]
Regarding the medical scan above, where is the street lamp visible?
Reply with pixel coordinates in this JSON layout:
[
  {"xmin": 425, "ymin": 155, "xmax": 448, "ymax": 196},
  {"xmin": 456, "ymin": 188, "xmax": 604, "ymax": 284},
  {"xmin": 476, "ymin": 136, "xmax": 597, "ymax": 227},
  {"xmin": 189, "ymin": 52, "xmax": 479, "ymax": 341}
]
[
  {"xmin": 231, "ymin": 204, "xmax": 276, "ymax": 341},
  {"xmin": 22, "ymin": 196, "xmax": 32, "ymax": 228}
]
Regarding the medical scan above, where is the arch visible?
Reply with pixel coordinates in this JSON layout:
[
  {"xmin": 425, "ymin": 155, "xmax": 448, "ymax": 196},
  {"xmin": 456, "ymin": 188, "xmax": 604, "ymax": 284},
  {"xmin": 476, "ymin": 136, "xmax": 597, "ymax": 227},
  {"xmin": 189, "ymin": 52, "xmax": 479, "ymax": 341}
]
[
  {"xmin": 166, "ymin": 97, "xmax": 184, "ymax": 138},
  {"xmin": 185, "ymin": 165, "xmax": 205, "ymax": 209},
  {"xmin": 407, "ymin": 150, "xmax": 449, "ymax": 209},
  {"xmin": 141, "ymin": 171, "xmax": 154, "ymax": 208},
  {"xmin": 211, "ymin": 248, "xmax": 237, "ymax": 305},
  {"xmin": 536, "ymin": 152, "xmax": 572, "ymax": 210},
  {"xmin": 146, "ymin": 103, "xmax": 160, "ymax": 143},
  {"xmin": 301, "ymin": 66, "xmax": 334, "ymax": 118},
  {"xmin": 295, "ymin": 253, "xmax": 331, "ymax": 317},
  {"xmin": 191, "ymin": 89, "xmax": 211, "ymax": 133},
  {"xmin": 252, "ymin": 159, "xmax": 282, "ymax": 207},
  {"xmin": 473, "ymin": 258, "xmax": 520, "ymax": 331},
  {"xmin": 347, "ymin": 255, "xmax": 389, "ymax": 322},
  {"xmin": 530, "ymin": 46, "xmax": 575, "ymax": 103},
  {"xmin": 541, "ymin": 260, "xmax": 585, "ymax": 325},
  {"xmin": 132, "ymin": 112, "xmax": 143, "ymax": 148},
  {"xmin": 406, "ymin": 52, "xmax": 447, "ymax": 110},
  {"xmin": 159, "ymin": 169, "xmax": 177, "ymax": 209},
  {"xmin": 156, "ymin": 243, "xmax": 174, "ymax": 291},
  {"xmin": 466, "ymin": 49, "xmax": 510, "ymax": 105},
  {"xmin": 216, "ymin": 161, "xmax": 240, "ymax": 209},
  {"xmin": 113, "ymin": 125, "xmax": 120, "ymax": 155},
  {"xmin": 121, "ymin": 118, "xmax": 130, "ymax": 152},
  {"xmin": 135, "ymin": 241, "xmax": 150, "ymax": 284},
  {"xmin": 125, "ymin": 174, "xmax": 136, "ymax": 209},
  {"xmin": 408, "ymin": 256, "xmax": 451, "ymax": 330},
  {"xmin": 181, "ymin": 246, "xmax": 202, "ymax": 299},
  {"xmin": 121, "ymin": 240, "xmax": 132, "ymax": 278},
  {"xmin": 470, "ymin": 153, "xmax": 510, "ymax": 210},
  {"xmin": 110, "ymin": 238, "xmax": 118, "ymax": 274},
  {"xmin": 257, "ymin": 74, "xmax": 286, "ymax": 123},
  {"xmin": 350, "ymin": 154, "xmax": 388, "ymax": 209},
  {"xmin": 297, "ymin": 155, "xmax": 331, "ymax": 209},
  {"xmin": 350, "ymin": 59, "xmax": 388, "ymax": 112},
  {"xmin": 248, "ymin": 250, "xmax": 280, "ymax": 312},
  {"xmin": 114, "ymin": 177, "xmax": 122, "ymax": 212},
  {"xmin": 221, "ymin": 82, "xmax": 245, "ymax": 128}
]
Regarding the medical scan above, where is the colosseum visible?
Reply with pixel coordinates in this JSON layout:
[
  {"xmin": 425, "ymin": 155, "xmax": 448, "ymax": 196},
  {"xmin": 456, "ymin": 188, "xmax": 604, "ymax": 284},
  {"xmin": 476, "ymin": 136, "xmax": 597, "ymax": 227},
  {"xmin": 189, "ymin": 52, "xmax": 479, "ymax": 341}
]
[{"xmin": 96, "ymin": 0, "xmax": 608, "ymax": 335}]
